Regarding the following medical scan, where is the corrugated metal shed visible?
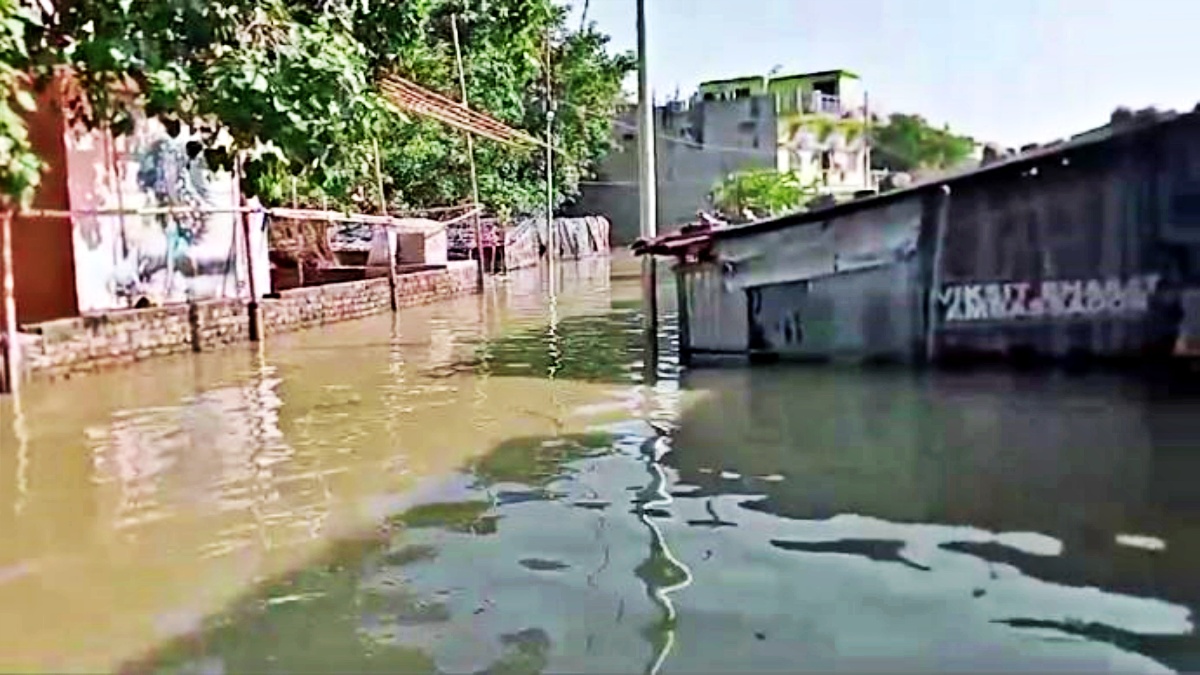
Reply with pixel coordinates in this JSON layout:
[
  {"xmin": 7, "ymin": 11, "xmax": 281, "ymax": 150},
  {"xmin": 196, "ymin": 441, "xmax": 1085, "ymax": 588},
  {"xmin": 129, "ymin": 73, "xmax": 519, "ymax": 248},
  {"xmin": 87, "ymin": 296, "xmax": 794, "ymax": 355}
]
[{"xmin": 653, "ymin": 107, "xmax": 1200, "ymax": 366}]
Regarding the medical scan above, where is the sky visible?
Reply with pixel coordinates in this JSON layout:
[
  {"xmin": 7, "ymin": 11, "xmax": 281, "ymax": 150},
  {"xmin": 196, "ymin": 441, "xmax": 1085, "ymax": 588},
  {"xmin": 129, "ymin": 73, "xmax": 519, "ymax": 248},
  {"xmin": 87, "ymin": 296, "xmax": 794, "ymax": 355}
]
[{"xmin": 564, "ymin": 0, "xmax": 1199, "ymax": 147}]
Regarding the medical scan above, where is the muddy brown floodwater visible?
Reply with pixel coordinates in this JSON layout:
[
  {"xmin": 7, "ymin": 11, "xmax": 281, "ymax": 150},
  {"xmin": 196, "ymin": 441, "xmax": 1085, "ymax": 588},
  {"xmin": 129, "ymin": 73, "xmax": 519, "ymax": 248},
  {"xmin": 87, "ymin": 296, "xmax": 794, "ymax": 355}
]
[{"xmin": 2, "ymin": 254, "xmax": 1200, "ymax": 673}]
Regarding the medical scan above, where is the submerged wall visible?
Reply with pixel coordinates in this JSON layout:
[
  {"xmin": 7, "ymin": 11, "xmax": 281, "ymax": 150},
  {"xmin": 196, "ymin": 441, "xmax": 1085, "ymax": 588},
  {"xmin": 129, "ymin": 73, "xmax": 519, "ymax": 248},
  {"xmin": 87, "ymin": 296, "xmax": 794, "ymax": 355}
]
[{"xmin": 16, "ymin": 262, "xmax": 478, "ymax": 381}]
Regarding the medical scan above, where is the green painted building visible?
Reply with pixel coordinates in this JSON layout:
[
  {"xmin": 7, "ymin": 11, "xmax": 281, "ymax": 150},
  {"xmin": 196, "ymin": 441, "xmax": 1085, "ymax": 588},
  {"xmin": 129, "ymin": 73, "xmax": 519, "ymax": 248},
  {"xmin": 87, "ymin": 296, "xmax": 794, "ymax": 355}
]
[
  {"xmin": 697, "ymin": 69, "xmax": 862, "ymax": 115},
  {"xmin": 697, "ymin": 69, "xmax": 870, "ymax": 192}
]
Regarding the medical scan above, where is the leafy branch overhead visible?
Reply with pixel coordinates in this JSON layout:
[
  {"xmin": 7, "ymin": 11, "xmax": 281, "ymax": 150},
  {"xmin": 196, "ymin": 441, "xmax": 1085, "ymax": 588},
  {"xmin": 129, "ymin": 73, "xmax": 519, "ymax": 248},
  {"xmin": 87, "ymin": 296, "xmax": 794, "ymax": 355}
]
[
  {"xmin": 4, "ymin": 0, "xmax": 633, "ymax": 217},
  {"xmin": 0, "ymin": 0, "xmax": 40, "ymax": 207}
]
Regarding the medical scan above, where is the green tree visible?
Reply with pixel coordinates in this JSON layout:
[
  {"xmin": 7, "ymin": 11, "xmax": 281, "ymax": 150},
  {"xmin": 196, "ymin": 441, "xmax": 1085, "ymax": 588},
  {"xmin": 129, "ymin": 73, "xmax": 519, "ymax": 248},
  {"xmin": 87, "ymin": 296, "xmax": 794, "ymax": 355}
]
[
  {"xmin": 14, "ymin": 0, "xmax": 631, "ymax": 218},
  {"xmin": 357, "ymin": 0, "xmax": 633, "ymax": 218},
  {"xmin": 711, "ymin": 169, "xmax": 816, "ymax": 222},
  {"xmin": 0, "ymin": 0, "xmax": 40, "ymax": 206},
  {"xmin": 869, "ymin": 113, "xmax": 975, "ymax": 173}
]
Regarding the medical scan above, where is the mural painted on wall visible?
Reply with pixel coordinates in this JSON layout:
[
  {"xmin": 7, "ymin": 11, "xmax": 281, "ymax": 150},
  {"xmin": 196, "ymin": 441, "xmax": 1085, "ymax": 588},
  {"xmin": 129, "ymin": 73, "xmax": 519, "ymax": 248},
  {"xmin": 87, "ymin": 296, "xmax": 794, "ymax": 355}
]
[{"xmin": 68, "ymin": 114, "xmax": 268, "ymax": 313}]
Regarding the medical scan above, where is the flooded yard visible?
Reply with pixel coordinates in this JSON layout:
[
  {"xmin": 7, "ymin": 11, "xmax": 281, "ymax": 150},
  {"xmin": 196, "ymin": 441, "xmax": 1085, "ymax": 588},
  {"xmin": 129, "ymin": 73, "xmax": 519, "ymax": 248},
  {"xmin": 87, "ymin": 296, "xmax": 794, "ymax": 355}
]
[{"xmin": 1, "ymin": 256, "xmax": 1199, "ymax": 673}]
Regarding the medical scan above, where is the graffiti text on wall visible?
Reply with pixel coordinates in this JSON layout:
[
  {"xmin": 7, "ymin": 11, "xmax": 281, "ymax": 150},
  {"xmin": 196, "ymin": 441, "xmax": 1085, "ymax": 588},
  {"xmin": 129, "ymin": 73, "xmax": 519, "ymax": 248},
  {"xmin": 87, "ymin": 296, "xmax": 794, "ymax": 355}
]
[{"xmin": 936, "ymin": 274, "xmax": 1161, "ymax": 323}]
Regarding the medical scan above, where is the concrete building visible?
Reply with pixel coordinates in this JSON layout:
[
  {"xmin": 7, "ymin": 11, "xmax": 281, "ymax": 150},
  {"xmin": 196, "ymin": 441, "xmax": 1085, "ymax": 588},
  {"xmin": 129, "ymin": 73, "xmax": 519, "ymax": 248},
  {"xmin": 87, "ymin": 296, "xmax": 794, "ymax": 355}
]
[
  {"xmin": 570, "ymin": 96, "xmax": 777, "ymax": 244},
  {"xmin": 573, "ymin": 69, "xmax": 872, "ymax": 244}
]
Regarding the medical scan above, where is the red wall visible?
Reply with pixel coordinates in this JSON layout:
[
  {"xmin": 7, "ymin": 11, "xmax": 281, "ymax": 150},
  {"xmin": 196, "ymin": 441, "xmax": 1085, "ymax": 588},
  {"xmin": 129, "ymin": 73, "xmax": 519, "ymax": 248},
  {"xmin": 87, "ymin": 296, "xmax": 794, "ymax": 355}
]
[{"xmin": 11, "ymin": 75, "xmax": 79, "ymax": 324}]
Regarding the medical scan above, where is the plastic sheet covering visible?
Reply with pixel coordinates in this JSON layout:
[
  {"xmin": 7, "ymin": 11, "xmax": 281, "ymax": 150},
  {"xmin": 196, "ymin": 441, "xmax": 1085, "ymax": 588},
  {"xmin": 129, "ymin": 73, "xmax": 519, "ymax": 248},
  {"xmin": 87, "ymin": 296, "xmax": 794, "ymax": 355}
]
[{"xmin": 504, "ymin": 216, "xmax": 611, "ymax": 270}]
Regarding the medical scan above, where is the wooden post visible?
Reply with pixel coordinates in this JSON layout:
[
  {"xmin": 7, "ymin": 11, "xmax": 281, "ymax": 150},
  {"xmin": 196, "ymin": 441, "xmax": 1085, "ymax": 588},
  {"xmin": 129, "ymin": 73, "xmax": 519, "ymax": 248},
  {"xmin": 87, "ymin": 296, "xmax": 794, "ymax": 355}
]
[
  {"xmin": 234, "ymin": 158, "xmax": 262, "ymax": 341},
  {"xmin": 373, "ymin": 138, "xmax": 399, "ymax": 312},
  {"xmin": 451, "ymin": 14, "xmax": 486, "ymax": 293},
  {"xmin": 1, "ymin": 207, "xmax": 18, "ymax": 394}
]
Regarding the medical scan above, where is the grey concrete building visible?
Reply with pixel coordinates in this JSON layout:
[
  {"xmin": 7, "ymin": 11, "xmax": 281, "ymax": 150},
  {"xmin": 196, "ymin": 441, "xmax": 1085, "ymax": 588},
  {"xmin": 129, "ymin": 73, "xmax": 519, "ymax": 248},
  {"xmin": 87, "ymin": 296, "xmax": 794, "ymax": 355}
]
[{"xmin": 569, "ymin": 95, "xmax": 778, "ymax": 245}]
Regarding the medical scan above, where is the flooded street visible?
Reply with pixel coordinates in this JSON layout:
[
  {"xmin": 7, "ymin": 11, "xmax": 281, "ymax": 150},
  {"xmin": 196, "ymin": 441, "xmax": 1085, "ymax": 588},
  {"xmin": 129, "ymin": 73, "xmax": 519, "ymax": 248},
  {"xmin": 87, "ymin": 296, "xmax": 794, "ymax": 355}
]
[{"xmin": 2, "ymin": 255, "xmax": 1199, "ymax": 673}]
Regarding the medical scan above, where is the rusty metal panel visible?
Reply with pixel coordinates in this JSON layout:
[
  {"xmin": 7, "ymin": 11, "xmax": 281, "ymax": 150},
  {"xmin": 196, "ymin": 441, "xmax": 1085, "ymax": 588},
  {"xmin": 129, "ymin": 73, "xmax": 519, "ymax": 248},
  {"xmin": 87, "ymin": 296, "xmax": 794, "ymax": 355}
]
[
  {"xmin": 681, "ymin": 263, "xmax": 748, "ymax": 353},
  {"xmin": 748, "ymin": 259, "xmax": 922, "ymax": 362}
]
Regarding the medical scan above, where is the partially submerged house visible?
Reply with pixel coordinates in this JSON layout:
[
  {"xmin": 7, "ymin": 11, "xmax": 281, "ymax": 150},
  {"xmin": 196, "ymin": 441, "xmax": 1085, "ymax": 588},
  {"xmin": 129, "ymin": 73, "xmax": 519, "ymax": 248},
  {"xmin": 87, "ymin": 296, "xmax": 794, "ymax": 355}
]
[{"xmin": 637, "ymin": 107, "xmax": 1200, "ymax": 366}]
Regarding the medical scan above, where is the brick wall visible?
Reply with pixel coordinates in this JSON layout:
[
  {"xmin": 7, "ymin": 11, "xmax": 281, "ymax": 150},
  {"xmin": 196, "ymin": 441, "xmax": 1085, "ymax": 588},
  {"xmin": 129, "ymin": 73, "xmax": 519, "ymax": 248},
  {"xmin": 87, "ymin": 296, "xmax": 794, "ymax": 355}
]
[
  {"xmin": 261, "ymin": 277, "xmax": 394, "ymax": 334},
  {"xmin": 397, "ymin": 260, "xmax": 477, "ymax": 307},
  {"xmin": 19, "ymin": 299, "xmax": 247, "ymax": 379},
  {"xmin": 15, "ymin": 262, "xmax": 480, "ymax": 381}
]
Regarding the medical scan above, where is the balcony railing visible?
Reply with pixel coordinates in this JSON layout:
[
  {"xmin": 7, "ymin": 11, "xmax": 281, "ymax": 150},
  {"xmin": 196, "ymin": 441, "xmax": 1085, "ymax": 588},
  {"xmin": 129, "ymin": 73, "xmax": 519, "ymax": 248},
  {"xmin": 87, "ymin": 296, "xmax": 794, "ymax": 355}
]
[{"xmin": 804, "ymin": 91, "xmax": 842, "ymax": 115}]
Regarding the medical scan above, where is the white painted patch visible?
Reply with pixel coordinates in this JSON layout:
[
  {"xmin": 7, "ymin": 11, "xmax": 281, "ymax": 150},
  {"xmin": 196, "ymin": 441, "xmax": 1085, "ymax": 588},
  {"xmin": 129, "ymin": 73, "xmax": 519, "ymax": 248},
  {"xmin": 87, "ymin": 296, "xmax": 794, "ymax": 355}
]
[
  {"xmin": 719, "ymin": 471, "xmax": 743, "ymax": 480},
  {"xmin": 994, "ymin": 531, "xmax": 1064, "ymax": 557},
  {"xmin": 1116, "ymin": 534, "xmax": 1167, "ymax": 552}
]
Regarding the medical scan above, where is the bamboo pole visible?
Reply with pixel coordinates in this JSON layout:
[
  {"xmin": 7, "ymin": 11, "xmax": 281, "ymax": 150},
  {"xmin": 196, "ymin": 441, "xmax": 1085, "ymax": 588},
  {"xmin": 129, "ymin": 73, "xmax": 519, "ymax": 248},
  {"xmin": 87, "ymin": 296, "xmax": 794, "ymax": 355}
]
[
  {"xmin": 234, "ymin": 157, "xmax": 262, "ymax": 341},
  {"xmin": 20, "ymin": 204, "xmax": 480, "ymax": 225},
  {"xmin": 1, "ymin": 207, "xmax": 18, "ymax": 394},
  {"xmin": 451, "ymin": 14, "xmax": 487, "ymax": 292},
  {"xmin": 545, "ymin": 31, "xmax": 556, "ymax": 278},
  {"xmin": 373, "ymin": 137, "xmax": 399, "ymax": 312},
  {"xmin": 19, "ymin": 205, "xmax": 259, "ymax": 218}
]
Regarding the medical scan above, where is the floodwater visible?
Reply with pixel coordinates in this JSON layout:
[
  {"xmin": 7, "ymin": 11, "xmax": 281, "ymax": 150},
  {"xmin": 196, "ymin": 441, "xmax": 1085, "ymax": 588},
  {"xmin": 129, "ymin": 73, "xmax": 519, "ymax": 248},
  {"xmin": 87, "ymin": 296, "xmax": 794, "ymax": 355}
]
[{"xmin": 2, "ymin": 255, "xmax": 1200, "ymax": 673}]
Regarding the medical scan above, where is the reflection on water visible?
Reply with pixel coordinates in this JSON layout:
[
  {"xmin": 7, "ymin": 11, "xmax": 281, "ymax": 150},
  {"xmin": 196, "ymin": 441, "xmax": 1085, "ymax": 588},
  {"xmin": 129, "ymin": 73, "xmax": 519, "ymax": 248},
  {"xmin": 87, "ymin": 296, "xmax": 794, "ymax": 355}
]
[{"xmin": 2, "ymin": 255, "xmax": 1200, "ymax": 673}]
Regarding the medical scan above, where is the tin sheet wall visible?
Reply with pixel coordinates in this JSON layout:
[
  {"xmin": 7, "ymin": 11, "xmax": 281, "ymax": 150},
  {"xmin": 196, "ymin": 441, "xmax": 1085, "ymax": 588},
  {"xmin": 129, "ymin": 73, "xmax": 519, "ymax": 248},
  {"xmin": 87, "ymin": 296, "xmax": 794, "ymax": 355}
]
[
  {"xmin": 719, "ymin": 198, "xmax": 922, "ymax": 291},
  {"xmin": 931, "ymin": 116, "xmax": 1200, "ymax": 359},
  {"xmin": 716, "ymin": 196, "xmax": 925, "ymax": 362},
  {"xmin": 679, "ymin": 263, "xmax": 748, "ymax": 354},
  {"xmin": 747, "ymin": 259, "xmax": 922, "ymax": 362}
]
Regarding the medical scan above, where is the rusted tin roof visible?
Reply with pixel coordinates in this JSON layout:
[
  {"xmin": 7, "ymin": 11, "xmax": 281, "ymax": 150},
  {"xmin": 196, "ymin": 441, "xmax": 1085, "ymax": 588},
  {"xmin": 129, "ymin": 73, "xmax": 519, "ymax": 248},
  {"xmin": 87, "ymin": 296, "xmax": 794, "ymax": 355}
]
[{"xmin": 631, "ymin": 221, "xmax": 719, "ymax": 260}]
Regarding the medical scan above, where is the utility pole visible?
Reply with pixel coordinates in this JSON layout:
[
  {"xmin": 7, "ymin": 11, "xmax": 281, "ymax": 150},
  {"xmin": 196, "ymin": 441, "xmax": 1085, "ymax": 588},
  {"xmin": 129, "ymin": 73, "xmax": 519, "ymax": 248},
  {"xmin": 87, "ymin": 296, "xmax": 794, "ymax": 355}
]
[
  {"xmin": 636, "ymin": 0, "xmax": 658, "ymax": 351},
  {"xmin": 451, "ymin": 14, "xmax": 486, "ymax": 292}
]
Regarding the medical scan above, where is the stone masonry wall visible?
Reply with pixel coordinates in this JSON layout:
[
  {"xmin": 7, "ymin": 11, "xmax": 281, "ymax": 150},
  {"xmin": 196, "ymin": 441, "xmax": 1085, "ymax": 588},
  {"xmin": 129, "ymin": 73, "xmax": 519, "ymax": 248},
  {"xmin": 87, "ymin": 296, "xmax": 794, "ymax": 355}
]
[{"xmin": 16, "ymin": 262, "xmax": 479, "ymax": 381}]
